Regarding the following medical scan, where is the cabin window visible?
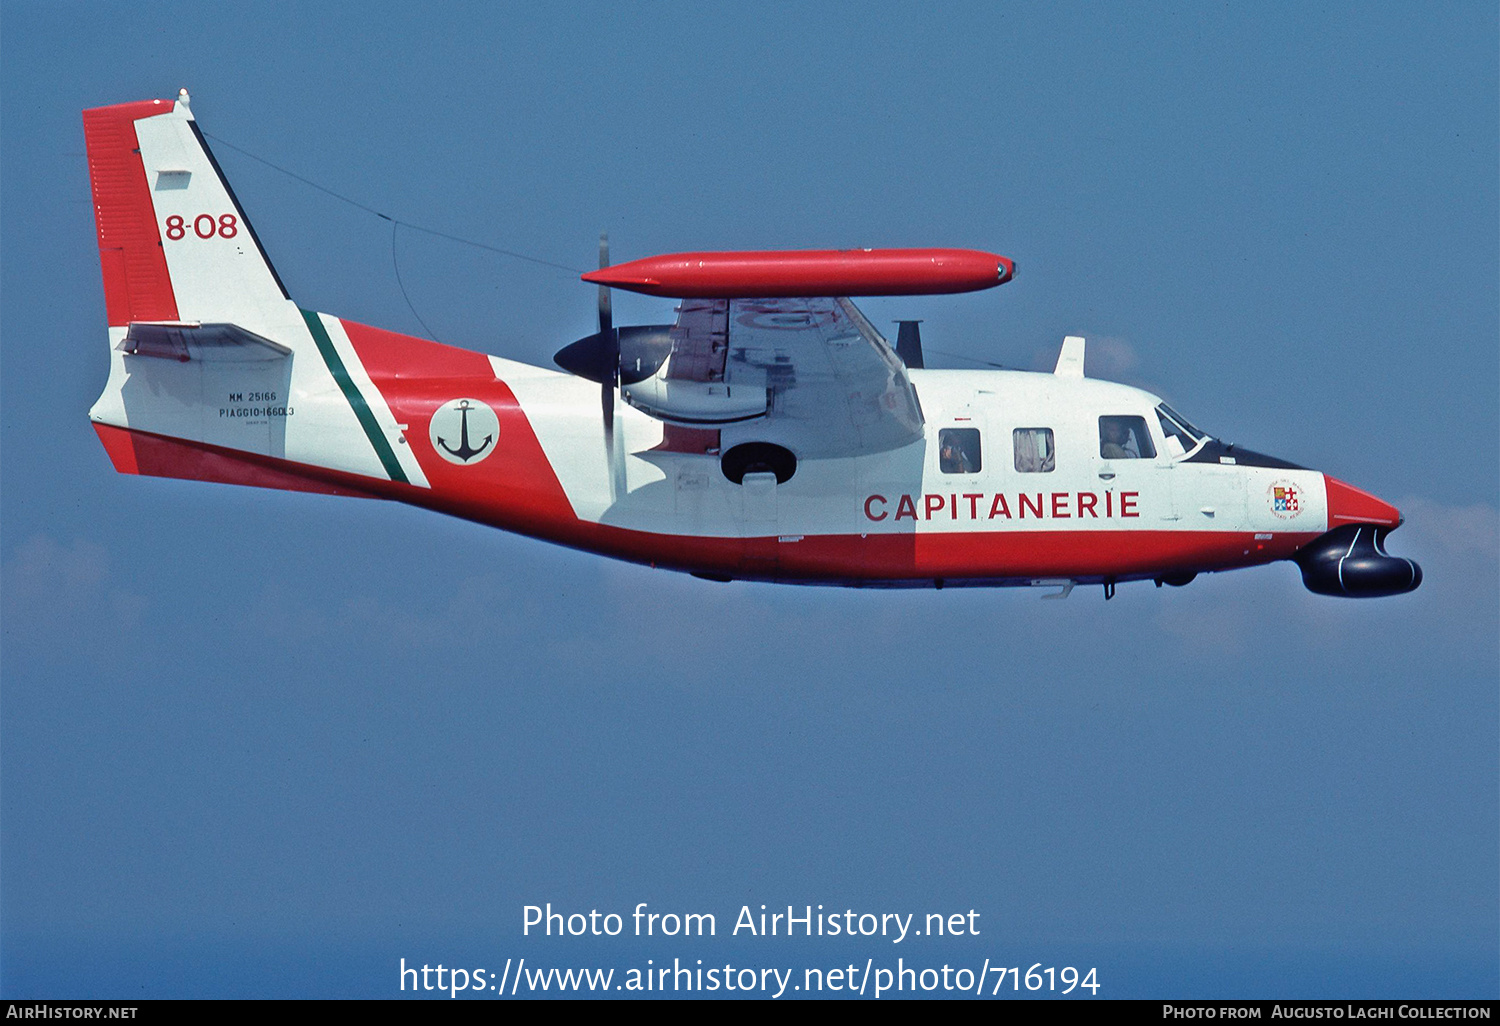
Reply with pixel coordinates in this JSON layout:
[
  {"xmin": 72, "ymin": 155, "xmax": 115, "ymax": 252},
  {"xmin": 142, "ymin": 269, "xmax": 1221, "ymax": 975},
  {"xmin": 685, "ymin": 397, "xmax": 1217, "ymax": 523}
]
[
  {"xmin": 1098, "ymin": 416, "xmax": 1156, "ymax": 459},
  {"xmin": 1013, "ymin": 428, "xmax": 1055, "ymax": 473},
  {"xmin": 938, "ymin": 428, "xmax": 982, "ymax": 473}
]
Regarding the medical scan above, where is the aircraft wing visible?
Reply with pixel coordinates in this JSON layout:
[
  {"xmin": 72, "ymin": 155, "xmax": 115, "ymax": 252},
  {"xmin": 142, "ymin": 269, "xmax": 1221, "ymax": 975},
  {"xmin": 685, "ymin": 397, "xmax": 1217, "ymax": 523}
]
[{"xmin": 662, "ymin": 296, "xmax": 924, "ymax": 459}]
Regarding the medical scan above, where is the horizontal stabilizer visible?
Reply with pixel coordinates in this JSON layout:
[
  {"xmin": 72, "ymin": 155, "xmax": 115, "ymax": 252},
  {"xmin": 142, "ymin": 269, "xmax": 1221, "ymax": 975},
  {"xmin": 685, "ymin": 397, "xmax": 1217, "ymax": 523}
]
[{"xmin": 120, "ymin": 321, "xmax": 292, "ymax": 362}]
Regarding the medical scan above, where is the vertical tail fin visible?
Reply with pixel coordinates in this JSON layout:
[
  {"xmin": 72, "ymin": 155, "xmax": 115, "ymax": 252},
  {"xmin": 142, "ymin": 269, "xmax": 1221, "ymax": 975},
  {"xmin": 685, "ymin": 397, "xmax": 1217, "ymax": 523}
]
[{"xmin": 82, "ymin": 89, "xmax": 289, "ymax": 328}]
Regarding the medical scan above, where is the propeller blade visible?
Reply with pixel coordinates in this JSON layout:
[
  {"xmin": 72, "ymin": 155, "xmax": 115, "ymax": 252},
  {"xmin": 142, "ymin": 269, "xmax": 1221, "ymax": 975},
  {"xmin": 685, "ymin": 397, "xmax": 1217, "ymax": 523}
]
[
  {"xmin": 598, "ymin": 232, "xmax": 613, "ymax": 339},
  {"xmin": 599, "ymin": 230, "xmax": 618, "ymax": 432},
  {"xmin": 597, "ymin": 232, "xmax": 625, "ymax": 500},
  {"xmin": 598, "ymin": 232, "xmax": 618, "ymax": 384}
]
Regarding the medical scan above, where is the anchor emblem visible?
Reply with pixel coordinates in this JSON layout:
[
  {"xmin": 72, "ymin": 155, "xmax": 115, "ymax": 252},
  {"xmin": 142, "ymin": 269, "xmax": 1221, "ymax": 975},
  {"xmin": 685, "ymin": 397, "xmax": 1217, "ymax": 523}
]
[{"xmin": 429, "ymin": 398, "xmax": 500, "ymax": 466}]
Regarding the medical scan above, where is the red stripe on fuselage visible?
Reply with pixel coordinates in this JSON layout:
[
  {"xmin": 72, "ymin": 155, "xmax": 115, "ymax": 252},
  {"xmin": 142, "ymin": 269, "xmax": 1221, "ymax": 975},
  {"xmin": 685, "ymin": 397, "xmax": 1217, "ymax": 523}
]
[
  {"xmin": 337, "ymin": 319, "xmax": 579, "ymax": 536},
  {"xmin": 93, "ymin": 421, "xmax": 140, "ymax": 475}
]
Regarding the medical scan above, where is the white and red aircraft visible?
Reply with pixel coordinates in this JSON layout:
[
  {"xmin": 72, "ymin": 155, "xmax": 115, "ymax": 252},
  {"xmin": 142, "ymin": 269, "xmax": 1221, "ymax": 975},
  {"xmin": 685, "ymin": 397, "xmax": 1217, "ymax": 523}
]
[{"xmin": 82, "ymin": 93, "xmax": 1421, "ymax": 599}]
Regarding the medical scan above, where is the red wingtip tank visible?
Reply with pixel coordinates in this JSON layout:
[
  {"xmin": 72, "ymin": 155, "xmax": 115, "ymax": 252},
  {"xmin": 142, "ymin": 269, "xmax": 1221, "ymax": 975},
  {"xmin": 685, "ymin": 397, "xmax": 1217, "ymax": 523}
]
[{"xmin": 582, "ymin": 247, "xmax": 1014, "ymax": 298}]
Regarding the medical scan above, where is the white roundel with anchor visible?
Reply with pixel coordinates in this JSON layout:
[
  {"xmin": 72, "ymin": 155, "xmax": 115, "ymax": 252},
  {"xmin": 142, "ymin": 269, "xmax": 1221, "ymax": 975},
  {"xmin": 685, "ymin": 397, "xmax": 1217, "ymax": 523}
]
[{"xmin": 429, "ymin": 398, "xmax": 500, "ymax": 465}]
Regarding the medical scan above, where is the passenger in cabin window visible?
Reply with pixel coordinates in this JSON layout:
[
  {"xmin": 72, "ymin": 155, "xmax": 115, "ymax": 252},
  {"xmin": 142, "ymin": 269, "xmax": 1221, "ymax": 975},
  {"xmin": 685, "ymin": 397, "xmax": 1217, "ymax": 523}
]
[
  {"xmin": 940, "ymin": 438, "xmax": 966, "ymax": 473},
  {"xmin": 939, "ymin": 428, "xmax": 981, "ymax": 473},
  {"xmin": 940, "ymin": 437, "xmax": 971, "ymax": 473}
]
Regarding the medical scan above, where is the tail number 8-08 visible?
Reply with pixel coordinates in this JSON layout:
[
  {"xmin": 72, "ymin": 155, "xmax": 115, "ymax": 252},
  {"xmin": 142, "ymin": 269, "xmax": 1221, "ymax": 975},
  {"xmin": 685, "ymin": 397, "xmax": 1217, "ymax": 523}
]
[{"xmin": 165, "ymin": 214, "xmax": 238, "ymax": 241}]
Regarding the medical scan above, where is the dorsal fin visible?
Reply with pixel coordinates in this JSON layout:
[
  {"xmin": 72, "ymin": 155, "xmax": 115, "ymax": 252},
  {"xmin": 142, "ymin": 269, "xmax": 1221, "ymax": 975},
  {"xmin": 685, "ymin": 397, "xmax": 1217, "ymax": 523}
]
[{"xmin": 1054, "ymin": 335, "xmax": 1086, "ymax": 378}]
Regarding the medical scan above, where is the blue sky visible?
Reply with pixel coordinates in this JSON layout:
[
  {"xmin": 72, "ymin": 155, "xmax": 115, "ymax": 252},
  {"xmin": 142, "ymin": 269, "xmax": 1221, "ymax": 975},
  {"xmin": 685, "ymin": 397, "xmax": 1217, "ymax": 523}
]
[{"xmin": 2, "ymin": 1, "xmax": 1495, "ymax": 999}]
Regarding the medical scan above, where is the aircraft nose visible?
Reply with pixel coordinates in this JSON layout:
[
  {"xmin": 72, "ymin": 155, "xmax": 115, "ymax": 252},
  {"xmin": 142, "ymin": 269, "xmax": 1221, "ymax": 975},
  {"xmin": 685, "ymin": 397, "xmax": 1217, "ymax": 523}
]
[
  {"xmin": 1324, "ymin": 474, "xmax": 1401, "ymax": 528},
  {"xmin": 1298, "ymin": 475, "xmax": 1420, "ymax": 597}
]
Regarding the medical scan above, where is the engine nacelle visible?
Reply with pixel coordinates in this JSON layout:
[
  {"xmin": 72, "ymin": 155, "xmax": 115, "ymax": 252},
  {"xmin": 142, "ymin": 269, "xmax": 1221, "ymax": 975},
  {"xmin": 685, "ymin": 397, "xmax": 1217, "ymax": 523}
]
[
  {"xmin": 621, "ymin": 364, "xmax": 767, "ymax": 426},
  {"xmin": 1294, "ymin": 524, "xmax": 1422, "ymax": 598}
]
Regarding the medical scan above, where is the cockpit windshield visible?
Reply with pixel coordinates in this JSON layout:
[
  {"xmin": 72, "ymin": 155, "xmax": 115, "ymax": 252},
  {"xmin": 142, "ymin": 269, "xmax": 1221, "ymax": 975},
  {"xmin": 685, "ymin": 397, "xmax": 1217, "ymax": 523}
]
[{"xmin": 1155, "ymin": 403, "xmax": 1209, "ymax": 457}]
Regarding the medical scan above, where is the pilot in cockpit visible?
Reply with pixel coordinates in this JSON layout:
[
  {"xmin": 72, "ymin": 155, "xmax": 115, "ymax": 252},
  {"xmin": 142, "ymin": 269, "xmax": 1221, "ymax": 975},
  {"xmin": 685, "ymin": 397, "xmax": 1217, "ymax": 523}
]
[{"xmin": 1100, "ymin": 418, "xmax": 1137, "ymax": 459}]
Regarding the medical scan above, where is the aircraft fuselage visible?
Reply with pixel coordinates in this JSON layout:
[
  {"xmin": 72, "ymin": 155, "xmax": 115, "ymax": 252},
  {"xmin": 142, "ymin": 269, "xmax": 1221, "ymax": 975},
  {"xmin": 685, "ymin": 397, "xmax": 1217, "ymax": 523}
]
[{"xmin": 93, "ymin": 315, "xmax": 1379, "ymax": 591}]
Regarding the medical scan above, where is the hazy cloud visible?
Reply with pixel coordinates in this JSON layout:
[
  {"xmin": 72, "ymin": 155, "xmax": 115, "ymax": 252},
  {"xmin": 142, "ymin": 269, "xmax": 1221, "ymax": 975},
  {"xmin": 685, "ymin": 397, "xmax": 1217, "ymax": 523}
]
[
  {"xmin": 1086, "ymin": 335, "xmax": 1142, "ymax": 381},
  {"xmin": 1397, "ymin": 496, "xmax": 1500, "ymax": 563},
  {"xmin": 1028, "ymin": 335, "xmax": 1146, "ymax": 386},
  {"xmin": 247, "ymin": 570, "xmax": 568, "ymax": 655},
  {"xmin": 1, "ymin": 534, "xmax": 147, "ymax": 647},
  {"xmin": 6, "ymin": 534, "xmax": 109, "ymax": 598}
]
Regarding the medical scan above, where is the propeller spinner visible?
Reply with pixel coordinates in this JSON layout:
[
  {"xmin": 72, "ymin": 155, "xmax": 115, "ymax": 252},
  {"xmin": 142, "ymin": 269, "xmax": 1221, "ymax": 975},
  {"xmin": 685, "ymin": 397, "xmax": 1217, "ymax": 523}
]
[{"xmin": 553, "ymin": 236, "xmax": 673, "ymax": 388}]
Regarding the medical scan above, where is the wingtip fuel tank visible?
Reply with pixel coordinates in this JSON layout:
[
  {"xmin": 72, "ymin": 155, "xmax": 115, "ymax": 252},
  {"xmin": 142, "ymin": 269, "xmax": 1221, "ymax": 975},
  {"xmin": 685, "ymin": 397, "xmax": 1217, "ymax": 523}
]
[{"xmin": 581, "ymin": 248, "xmax": 1014, "ymax": 298}]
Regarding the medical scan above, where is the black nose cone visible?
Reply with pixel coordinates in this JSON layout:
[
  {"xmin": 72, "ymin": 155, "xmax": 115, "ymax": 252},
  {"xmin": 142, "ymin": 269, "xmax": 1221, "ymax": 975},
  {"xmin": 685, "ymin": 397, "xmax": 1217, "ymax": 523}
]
[{"xmin": 1295, "ymin": 524, "xmax": 1422, "ymax": 598}]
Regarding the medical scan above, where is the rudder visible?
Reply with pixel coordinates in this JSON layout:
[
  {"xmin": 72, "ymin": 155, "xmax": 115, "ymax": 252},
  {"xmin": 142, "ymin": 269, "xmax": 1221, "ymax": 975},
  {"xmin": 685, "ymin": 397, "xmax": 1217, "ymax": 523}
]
[{"xmin": 82, "ymin": 98, "xmax": 181, "ymax": 325}]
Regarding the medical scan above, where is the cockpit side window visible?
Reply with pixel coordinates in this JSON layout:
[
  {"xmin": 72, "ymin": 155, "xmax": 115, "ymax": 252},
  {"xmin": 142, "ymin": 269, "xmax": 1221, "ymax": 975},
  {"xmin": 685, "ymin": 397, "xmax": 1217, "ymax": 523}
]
[
  {"xmin": 938, "ymin": 428, "xmax": 982, "ymax": 473},
  {"xmin": 1013, "ymin": 428, "xmax": 1055, "ymax": 473},
  {"xmin": 1157, "ymin": 403, "xmax": 1206, "ymax": 441},
  {"xmin": 1155, "ymin": 403, "xmax": 1206, "ymax": 457},
  {"xmin": 1098, "ymin": 415, "xmax": 1156, "ymax": 459}
]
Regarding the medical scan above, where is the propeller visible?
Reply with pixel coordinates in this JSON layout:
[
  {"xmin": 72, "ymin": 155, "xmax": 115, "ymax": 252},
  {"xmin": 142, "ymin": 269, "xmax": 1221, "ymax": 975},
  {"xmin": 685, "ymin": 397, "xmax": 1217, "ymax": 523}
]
[
  {"xmin": 597, "ymin": 233, "xmax": 618, "ymax": 456},
  {"xmin": 597, "ymin": 235, "xmax": 627, "ymax": 499},
  {"xmin": 554, "ymin": 236, "xmax": 673, "ymax": 387},
  {"xmin": 550, "ymin": 234, "xmax": 674, "ymax": 498}
]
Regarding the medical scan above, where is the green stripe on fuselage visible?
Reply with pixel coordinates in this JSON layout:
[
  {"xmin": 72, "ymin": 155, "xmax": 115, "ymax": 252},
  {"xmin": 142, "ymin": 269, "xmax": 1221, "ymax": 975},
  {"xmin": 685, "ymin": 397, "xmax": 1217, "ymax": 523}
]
[{"xmin": 300, "ymin": 308, "xmax": 409, "ymax": 485}]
